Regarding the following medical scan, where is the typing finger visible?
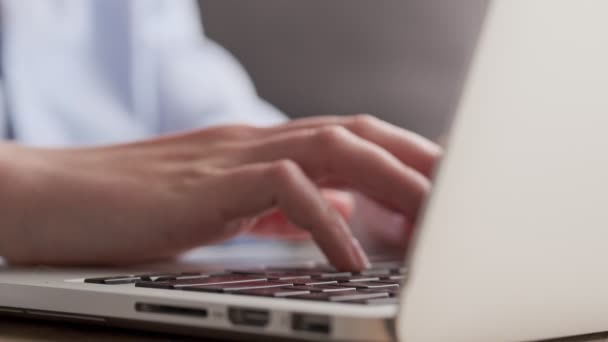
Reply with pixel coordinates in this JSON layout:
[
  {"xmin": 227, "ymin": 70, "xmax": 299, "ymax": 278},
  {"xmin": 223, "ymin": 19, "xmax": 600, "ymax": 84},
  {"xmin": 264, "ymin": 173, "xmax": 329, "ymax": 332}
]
[
  {"xmin": 249, "ymin": 189, "xmax": 354, "ymax": 238},
  {"xmin": 211, "ymin": 160, "xmax": 370, "ymax": 271}
]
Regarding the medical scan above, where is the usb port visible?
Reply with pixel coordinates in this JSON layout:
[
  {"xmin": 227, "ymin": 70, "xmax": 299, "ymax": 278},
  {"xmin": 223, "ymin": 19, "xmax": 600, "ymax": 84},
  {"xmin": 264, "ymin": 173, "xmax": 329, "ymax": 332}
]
[
  {"xmin": 292, "ymin": 313, "xmax": 331, "ymax": 334},
  {"xmin": 228, "ymin": 307, "xmax": 270, "ymax": 327}
]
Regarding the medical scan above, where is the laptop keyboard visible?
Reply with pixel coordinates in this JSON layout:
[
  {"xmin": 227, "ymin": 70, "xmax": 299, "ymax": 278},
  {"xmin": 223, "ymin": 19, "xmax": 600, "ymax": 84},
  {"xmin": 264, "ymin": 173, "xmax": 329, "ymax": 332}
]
[{"xmin": 84, "ymin": 261, "xmax": 406, "ymax": 305}]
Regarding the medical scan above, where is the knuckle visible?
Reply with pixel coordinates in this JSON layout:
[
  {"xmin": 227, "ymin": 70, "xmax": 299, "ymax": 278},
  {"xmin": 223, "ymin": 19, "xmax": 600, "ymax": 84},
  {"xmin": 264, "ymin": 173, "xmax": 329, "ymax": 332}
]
[
  {"xmin": 268, "ymin": 159, "xmax": 300, "ymax": 180},
  {"xmin": 315, "ymin": 125, "xmax": 352, "ymax": 149},
  {"xmin": 349, "ymin": 114, "xmax": 379, "ymax": 134}
]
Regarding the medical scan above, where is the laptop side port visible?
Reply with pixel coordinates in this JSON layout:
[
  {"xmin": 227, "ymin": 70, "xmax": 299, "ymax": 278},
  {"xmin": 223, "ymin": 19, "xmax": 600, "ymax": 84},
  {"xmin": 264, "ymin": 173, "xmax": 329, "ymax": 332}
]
[
  {"xmin": 292, "ymin": 313, "xmax": 331, "ymax": 335},
  {"xmin": 228, "ymin": 307, "xmax": 270, "ymax": 327},
  {"xmin": 135, "ymin": 303, "xmax": 207, "ymax": 319}
]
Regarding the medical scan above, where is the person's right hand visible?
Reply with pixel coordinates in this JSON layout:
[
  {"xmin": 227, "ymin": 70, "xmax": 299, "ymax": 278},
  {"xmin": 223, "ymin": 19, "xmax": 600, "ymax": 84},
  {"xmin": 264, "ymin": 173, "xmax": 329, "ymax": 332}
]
[{"xmin": 0, "ymin": 115, "xmax": 440, "ymax": 271}]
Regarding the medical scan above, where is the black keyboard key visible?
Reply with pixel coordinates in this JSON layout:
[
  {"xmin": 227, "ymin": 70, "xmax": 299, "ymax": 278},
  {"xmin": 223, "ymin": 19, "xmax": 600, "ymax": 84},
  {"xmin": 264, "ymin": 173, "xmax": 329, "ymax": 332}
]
[
  {"xmin": 375, "ymin": 280, "xmax": 402, "ymax": 286},
  {"xmin": 338, "ymin": 282, "xmax": 399, "ymax": 290},
  {"xmin": 138, "ymin": 272, "xmax": 206, "ymax": 282},
  {"xmin": 262, "ymin": 273, "xmax": 313, "ymax": 281},
  {"xmin": 228, "ymin": 269, "xmax": 318, "ymax": 281},
  {"xmin": 269, "ymin": 275, "xmax": 312, "ymax": 281},
  {"xmin": 236, "ymin": 288, "xmax": 311, "ymax": 298},
  {"xmin": 311, "ymin": 272, "xmax": 353, "ymax": 279},
  {"xmin": 135, "ymin": 275, "xmax": 267, "ymax": 289},
  {"xmin": 341, "ymin": 276, "xmax": 381, "ymax": 283},
  {"xmin": 353, "ymin": 269, "xmax": 391, "ymax": 277},
  {"xmin": 329, "ymin": 292, "xmax": 389, "ymax": 302},
  {"xmin": 358, "ymin": 288, "xmax": 401, "ymax": 297},
  {"xmin": 287, "ymin": 285, "xmax": 356, "ymax": 293},
  {"xmin": 185, "ymin": 281, "xmax": 292, "ymax": 293},
  {"xmin": 84, "ymin": 276, "xmax": 140, "ymax": 285},
  {"xmin": 313, "ymin": 276, "xmax": 379, "ymax": 284},
  {"xmin": 137, "ymin": 274, "xmax": 175, "ymax": 282},
  {"xmin": 291, "ymin": 279, "xmax": 339, "ymax": 286},
  {"xmin": 135, "ymin": 281, "xmax": 174, "ymax": 289},
  {"xmin": 375, "ymin": 279, "xmax": 401, "ymax": 286}
]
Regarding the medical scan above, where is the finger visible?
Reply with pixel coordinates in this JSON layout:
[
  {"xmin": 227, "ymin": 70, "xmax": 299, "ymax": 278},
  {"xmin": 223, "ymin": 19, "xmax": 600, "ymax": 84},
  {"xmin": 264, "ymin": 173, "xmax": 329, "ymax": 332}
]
[
  {"xmin": 249, "ymin": 210, "xmax": 313, "ymax": 239},
  {"xmin": 211, "ymin": 160, "xmax": 370, "ymax": 271},
  {"xmin": 249, "ymin": 189, "xmax": 355, "ymax": 238},
  {"xmin": 241, "ymin": 126, "xmax": 431, "ymax": 222},
  {"xmin": 318, "ymin": 189, "xmax": 355, "ymax": 219},
  {"xmin": 263, "ymin": 115, "xmax": 441, "ymax": 178},
  {"xmin": 359, "ymin": 199, "xmax": 412, "ymax": 248}
]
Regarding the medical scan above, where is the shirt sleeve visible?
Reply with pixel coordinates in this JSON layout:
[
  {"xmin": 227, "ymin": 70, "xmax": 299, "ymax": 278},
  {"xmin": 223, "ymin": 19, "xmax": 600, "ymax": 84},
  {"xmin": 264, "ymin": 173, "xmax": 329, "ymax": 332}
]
[
  {"xmin": 0, "ymin": 82, "xmax": 8, "ymax": 140},
  {"xmin": 0, "ymin": 0, "xmax": 285, "ymax": 146},
  {"xmin": 146, "ymin": 1, "xmax": 287, "ymax": 134},
  {"xmin": 155, "ymin": 38, "xmax": 287, "ymax": 134}
]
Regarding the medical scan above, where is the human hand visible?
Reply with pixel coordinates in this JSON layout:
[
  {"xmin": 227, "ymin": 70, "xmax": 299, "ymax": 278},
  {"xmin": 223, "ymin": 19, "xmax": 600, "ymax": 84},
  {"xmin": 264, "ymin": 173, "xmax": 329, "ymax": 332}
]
[{"xmin": 0, "ymin": 115, "xmax": 440, "ymax": 271}]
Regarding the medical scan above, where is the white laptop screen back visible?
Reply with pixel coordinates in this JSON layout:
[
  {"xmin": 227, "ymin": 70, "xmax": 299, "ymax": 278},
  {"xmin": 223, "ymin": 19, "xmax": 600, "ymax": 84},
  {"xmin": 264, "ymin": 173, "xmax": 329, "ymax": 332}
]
[{"xmin": 398, "ymin": 1, "xmax": 608, "ymax": 341}]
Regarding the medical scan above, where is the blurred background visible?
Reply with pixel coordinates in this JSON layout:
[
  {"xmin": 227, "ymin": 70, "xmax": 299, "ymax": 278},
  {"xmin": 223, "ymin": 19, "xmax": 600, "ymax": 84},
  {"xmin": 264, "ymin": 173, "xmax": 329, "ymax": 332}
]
[{"xmin": 199, "ymin": 0, "xmax": 488, "ymax": 139}]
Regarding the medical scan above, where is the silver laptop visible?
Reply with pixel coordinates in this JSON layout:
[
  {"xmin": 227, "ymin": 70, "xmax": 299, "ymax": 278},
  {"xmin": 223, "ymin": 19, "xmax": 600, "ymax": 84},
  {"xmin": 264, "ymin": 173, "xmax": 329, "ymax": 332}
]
[{"xmin": 2, "ymin": 1, "xmax": 608, "ymax": 341}]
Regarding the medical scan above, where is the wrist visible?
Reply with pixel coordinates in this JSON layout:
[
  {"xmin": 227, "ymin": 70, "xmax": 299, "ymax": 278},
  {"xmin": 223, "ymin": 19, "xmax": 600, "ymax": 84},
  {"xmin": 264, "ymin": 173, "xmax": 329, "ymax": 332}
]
[
  {"xmin": 0, "ymin": 142, "xmax": 47, "ymax": 263},
  {"xmin": 0, "ymin": 142, "xmax": 25, "ymax": 203}
]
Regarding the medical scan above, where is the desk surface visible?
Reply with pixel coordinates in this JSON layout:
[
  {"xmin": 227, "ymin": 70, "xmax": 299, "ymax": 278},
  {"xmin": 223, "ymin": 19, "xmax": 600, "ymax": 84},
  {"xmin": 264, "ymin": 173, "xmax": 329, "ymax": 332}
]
[
  {"xmin": 2, "ymin": 317, "xmax": 608, "ymax": 342},
  {"xmin": 0, "ymin": 317, "xmax": 214, "ymax": 341}
]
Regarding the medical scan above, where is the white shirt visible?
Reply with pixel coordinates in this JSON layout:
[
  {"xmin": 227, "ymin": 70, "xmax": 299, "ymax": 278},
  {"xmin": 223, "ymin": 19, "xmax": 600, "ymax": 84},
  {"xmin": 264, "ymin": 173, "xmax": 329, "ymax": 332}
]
[{"xmin": 0, "ymin": 0, "xmax": 285, "ymax": 146}]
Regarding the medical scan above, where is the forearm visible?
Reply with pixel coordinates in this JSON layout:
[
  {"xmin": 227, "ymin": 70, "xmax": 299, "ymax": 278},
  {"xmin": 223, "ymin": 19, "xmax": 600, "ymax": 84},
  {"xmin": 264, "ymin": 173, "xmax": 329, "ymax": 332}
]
[
  {"xmin": 0, "ymin": 142, "xmax": 27, "ymax": 212},
  {"xmin": 0, "ymin": 142, "xmax": 46, "ymax": 262},
  {"xmin": 0, "ymin": 143, "xmax": 24, "ymax": 259}
]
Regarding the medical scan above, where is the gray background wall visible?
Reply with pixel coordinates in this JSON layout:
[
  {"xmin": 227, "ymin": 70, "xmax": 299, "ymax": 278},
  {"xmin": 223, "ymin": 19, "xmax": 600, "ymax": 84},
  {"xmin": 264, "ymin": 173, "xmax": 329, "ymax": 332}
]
[{"xmin": 198, "ymin": 0, "xmax": 488, "ymax": 139}]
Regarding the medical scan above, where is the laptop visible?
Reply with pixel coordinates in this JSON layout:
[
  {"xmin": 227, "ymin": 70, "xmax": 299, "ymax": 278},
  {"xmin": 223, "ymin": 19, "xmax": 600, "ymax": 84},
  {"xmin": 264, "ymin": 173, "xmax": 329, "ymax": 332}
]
[{"xmin": 2, "ymin": 1, "xmax": 608, "ymax": 341}]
